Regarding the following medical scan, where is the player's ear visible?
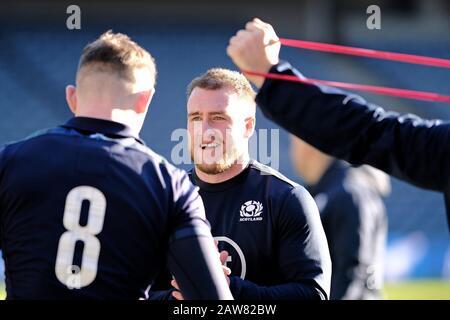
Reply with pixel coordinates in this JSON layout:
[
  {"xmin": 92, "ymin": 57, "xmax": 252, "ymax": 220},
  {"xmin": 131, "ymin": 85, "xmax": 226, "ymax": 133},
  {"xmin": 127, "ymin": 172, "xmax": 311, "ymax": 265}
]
[
  {"xmin": 65, "ymin": 85, "xmax": 77, "ymax": 114},
  {"xmin": 244, "ymin": 116, "xmax": 256, "ymax": 138},
  {"xmin": 135, "ymin": 88, "xmax": 155, "ymax": 114}
]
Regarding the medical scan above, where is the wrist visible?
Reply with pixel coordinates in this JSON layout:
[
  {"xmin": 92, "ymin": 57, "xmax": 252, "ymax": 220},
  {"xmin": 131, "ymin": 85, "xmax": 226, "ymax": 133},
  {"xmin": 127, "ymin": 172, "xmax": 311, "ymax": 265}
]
[{"xmin": 248, "ymin": 63, "xmax": 277, "ymax": 88}]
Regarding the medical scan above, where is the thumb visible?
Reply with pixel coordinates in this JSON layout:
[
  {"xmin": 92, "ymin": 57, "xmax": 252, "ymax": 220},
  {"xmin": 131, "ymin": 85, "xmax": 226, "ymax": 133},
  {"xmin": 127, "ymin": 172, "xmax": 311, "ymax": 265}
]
[{"xmin": 220, "ymin": 250, "xmax": 229, "ymax": 265}]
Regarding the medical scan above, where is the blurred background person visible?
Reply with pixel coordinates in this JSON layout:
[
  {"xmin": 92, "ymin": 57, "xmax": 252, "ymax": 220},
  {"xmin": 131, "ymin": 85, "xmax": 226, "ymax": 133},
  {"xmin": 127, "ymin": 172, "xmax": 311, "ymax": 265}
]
[{"xmin": 290, "ymin": 135, "xmax": 390, "ymax": 299}]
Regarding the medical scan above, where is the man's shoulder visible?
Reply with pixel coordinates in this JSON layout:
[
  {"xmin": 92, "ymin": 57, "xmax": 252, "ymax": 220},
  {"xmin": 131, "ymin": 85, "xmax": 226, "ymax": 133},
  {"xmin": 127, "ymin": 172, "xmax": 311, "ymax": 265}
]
[
  {"xmin": 0, "ymin": 127, "xmax": 63, "ymax": 163},
  {"xmin": 247, "ymin": 160, "xmax": 314, "ymax": 206},
  {"xmin": 248, "ymin": 162, "xmax": 321, "ymax": 225},
  {"xmin": 3, "ymin": 127, "xmax": 60, "ymax": 147},
  {"xmin": 1, "ymin": 125, "xmax": 185, "ymax": 181},
  {"xmin": 132, "ymin": 143, "xmax": 187, "ymax": 180},
  {"xmin": 131, "ymin": 142, "xmax": 167, "ymax": 165},
  {"xmin": 248, "ymin": 160, "xmax": 300, "ymax": 189}
]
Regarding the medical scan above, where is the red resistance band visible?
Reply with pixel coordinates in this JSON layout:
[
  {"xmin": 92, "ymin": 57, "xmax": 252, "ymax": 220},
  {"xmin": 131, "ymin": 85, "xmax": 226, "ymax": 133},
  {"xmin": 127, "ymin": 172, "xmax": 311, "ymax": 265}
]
[
  {"xmin": 279, "ymin": 38, "xmax": 450, "ymax": 69},
  {"xmin": 242, "ymin": 38, "xmax": 450, "ymax": 103}
]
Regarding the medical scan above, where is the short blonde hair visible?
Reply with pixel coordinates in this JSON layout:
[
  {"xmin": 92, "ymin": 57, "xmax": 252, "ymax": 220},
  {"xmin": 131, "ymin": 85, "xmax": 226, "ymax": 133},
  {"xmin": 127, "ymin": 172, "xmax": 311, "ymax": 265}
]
[
  {"xmin": 77, "ymin": 30, "xmax": 157, "ymax": 85},
  {"xmin": 187, "ymin": 68, "xmax": 256, "ymax": 108}
]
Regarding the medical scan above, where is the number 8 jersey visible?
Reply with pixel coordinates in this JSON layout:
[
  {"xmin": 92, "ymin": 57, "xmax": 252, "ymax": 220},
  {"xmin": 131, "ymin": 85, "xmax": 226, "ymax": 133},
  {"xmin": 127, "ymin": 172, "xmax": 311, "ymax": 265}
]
[{"xmin": 0, "ymin": 117, "xmax": 231, "ymax": 300}]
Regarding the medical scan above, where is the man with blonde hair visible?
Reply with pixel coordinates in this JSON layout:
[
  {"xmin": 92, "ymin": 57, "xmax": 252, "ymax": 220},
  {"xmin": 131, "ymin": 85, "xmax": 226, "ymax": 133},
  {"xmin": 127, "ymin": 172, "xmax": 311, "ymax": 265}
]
[
  {"xmin": 150, "ymin": 68, "xmax": 331, "ymax": 300},
  {"xmin": 0, "ymin": 31, "xmax": 232, "ymax": 300}
]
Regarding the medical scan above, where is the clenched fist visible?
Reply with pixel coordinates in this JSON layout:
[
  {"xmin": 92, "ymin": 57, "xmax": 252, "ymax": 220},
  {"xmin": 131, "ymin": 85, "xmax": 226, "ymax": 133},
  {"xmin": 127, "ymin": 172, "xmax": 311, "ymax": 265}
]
[{"xmin": 227, "ymin": 18, "xmax": 281, "ymax": 88}]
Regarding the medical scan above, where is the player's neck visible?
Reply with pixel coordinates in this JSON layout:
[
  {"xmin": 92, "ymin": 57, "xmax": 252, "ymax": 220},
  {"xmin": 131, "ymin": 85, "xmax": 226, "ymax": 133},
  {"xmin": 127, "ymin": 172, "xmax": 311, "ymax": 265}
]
[
  {"xmin": 304, "ymin": 157, "xmax": 333, "ymax": 185},
  {"xmin": 195, "ymin": 155, "xmax": 251, "ymax": 184}
]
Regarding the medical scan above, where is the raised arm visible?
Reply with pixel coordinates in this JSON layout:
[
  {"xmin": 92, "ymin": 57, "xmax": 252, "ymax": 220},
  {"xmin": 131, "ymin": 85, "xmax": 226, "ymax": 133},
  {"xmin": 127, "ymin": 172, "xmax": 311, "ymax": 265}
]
[{"xmin": 227, "ymin": 18, "xmax": 450, "ymax": 192}]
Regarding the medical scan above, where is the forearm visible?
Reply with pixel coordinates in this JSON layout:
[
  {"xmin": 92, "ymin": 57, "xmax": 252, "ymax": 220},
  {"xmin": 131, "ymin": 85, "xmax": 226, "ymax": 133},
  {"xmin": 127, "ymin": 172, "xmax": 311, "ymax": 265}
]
[
  {"xmin": 146, "ymin": 289, "xmax": 175, "ymax": 300},
  {"xmin": 256, "ymin": 62, "xmax": 396, "ymax": 164},
  {"xmin": 229, "ymin": 276, "xmax": 325, "ymax": 300},
  {"xmin": 168, "ymin": 234, "xmax": 233, "ymax": 300}
]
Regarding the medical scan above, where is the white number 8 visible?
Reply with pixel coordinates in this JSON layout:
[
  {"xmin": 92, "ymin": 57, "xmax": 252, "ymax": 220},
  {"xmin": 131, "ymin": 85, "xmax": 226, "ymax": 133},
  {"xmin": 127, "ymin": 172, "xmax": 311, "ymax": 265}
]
[{"xmin": 55, "ymin": 186, "xmax": 106, "ymax": 289}]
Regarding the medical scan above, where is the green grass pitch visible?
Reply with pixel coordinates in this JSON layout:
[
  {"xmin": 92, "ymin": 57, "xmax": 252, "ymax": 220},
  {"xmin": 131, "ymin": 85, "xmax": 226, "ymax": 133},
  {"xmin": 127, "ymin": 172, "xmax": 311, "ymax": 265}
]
[{"xmin": 1, "ymin": 279, "xmax": 449, "ymax": 300}]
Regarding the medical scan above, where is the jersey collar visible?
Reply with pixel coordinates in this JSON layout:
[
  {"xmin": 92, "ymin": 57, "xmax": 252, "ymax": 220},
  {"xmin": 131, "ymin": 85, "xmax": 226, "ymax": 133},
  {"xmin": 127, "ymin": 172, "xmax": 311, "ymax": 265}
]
[
  {"xmin": 189, "ymin": 160, "xmax": 253, "ymax": 192},
  {"xmin": 62, "ymin": 116, "xmax": 145, "ymax": 145}
]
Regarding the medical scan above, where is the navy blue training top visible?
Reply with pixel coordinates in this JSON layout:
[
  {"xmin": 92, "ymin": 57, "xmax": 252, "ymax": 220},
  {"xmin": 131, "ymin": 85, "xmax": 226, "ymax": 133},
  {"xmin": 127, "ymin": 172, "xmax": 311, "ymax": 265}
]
[
  {"xmin": 150, "ymin": 160, "xmax": 331, "ymax": 300},
  {"xmin": 0, "ymin": 117, "xmax": 230, "ymax": 300}
]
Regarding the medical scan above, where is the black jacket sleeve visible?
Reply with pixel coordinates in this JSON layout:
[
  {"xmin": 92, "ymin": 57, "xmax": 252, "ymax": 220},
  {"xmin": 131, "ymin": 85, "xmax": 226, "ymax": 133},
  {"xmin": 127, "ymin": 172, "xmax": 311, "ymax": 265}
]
[
  {"xmin": 255, "ymin": 61, "xmax": 450, "ymax": 192},
  {"xmin": 324, "ymin": 192, "xmax": 364, "ymax": 300},
  {"xmin": 229, "ymin": 186, "xmax": 331, "ymax": 300},
  {"xmin": 323, "ymin": 189, "xmax": 386, "ymax": 300}
]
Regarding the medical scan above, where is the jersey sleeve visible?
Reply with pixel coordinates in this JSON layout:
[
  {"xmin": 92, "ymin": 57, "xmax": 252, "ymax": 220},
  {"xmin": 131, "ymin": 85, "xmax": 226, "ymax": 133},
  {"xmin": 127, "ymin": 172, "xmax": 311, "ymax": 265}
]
[
  {"xmin": 255, "ymin": 61, "xmax": 450, "ymax": 192},
  {"xmin": 229, "ymin": 186, "xmax": 332, "ymax": 300},
  {"xmin": 275, "ymin": 186, "xmax": 331, "ymax": 298},
  {"xmin": 166, "ymin": 169, "xmax": 233, "ymax": 300}
]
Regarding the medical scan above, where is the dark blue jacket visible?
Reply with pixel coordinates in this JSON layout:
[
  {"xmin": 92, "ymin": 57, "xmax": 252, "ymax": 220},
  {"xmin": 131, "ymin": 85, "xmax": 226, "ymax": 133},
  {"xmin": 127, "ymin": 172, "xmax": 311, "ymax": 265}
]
[
  {"xmin": 256, "ymin": 61, "xmax": 450, "ymax": 230},
  {"xmin": 308, "ymin": 161, "xmax": 388, "ymax": 299}
]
